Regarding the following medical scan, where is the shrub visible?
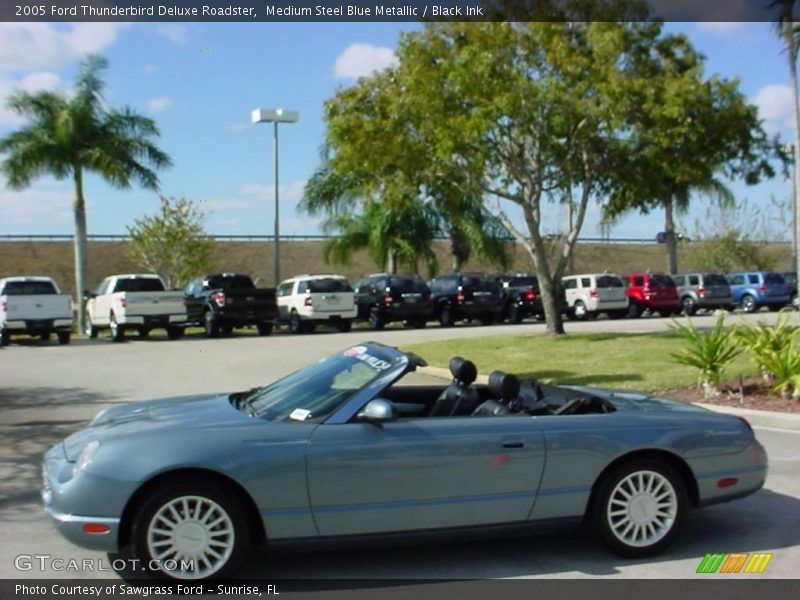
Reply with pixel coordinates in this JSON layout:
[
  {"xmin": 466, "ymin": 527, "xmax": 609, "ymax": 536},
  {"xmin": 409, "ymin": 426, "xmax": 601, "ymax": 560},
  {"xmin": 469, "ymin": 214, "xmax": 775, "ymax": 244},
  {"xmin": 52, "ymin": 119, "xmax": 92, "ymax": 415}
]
[
  {"xmin": 735, "ymin": 315, "xmax": 800, "ymax": 399},
  {"xmin": 669, "ymin": 312, "xmax": 742, "ymax": 399}
]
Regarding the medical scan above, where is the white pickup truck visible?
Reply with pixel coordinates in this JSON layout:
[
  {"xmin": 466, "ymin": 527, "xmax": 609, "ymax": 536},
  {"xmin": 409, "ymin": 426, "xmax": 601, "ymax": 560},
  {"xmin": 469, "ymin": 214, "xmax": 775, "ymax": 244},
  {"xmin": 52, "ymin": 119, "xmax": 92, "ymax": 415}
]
[
  {"xmin": 84, "ymin": 274, "xmax": 186, "ymax": 342},
  {"xmin": 0, "ymin": 276, "xmax": 74, "ymax": 346}
]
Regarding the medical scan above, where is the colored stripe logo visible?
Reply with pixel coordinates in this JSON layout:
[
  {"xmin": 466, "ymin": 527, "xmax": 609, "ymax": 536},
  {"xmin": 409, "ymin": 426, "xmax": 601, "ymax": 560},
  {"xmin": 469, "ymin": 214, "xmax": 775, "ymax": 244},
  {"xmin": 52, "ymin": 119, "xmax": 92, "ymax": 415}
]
[{"xmin": 696, "ymin": 552, "xmax": 773, "ymax": 574}]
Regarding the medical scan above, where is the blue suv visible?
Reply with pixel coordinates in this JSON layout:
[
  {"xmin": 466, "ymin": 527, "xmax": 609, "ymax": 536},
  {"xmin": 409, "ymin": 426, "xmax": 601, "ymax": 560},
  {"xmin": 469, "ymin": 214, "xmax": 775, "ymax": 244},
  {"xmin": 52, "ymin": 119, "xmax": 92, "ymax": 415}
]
[{"xmin": 726, "ymin": 272, "xmax": 790, "ymax": 313}]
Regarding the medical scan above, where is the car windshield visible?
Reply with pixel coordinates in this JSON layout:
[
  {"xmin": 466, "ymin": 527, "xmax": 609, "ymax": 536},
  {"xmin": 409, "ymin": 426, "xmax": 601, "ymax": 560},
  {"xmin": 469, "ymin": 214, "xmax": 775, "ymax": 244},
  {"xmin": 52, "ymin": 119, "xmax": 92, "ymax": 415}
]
[
  {"xmin": 597, "ymin": 276, "xmax": 624, "ymax": 288},
  {"xmin": 308, "ymin": 278, "xmax": 352, "ymax": 293},
  {"xmin": 243, "ymin": 346, "xmax": 394, "ymax": 421},
  {"xmin": 115, "ymin": 278, "xmax": 165, "ymax": 292},
  {"xmin": 650, "ymin": 275, "xmax": 674, "ymax": 287},
  {"xmin": 206, "ymin": 275, "xmax": 254, "ymax": 290},
  {"xmin": 704, "ymin": 274, "xmax": 728, "ymax": 286},
  {"xmin": 3, "ymin": 280, "xmax": 57, "ymax": 295}
]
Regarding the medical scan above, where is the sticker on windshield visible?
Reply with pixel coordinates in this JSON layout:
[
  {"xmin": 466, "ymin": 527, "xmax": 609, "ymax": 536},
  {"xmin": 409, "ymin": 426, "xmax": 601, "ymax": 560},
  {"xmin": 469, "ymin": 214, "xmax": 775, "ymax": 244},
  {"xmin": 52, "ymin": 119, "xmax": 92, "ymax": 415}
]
[
  {"xmin": 289, "ymin": 409, "xmax": 311, "ymax": 421},
  {"xmin": 343, "ymin": 345, "xmax": 393, "ymax": 371},
  {"xmin": 343, "ymin": 346, "xmax": 367, "ymax": 357}
]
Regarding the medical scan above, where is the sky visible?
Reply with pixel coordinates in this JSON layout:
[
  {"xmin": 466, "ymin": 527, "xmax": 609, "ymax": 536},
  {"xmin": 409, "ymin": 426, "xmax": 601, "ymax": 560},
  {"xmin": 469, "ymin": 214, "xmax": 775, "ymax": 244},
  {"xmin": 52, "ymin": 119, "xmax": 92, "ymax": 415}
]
[{"xmin": 0, "ymin": 21, "xmax": 795, "ymax": 242}]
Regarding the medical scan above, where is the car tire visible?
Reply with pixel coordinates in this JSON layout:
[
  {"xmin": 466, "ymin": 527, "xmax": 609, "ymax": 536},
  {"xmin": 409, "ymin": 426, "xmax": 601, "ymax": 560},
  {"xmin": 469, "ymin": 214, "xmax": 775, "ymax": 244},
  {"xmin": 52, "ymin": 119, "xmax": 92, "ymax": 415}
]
[
  {"xmin": 131, "ymin": 480, "xmax": 250, "ymax": 581},
  {"xmin": 573, "ymin": 301, "xmax": 588, "ymax": 320},
  {"xmin": 740, "ymin": 294, "xmax": 757, "ymax": 313},
  {"xmin": 0, "ymin": 329, "xmax": 9, "ymax": 347},
  {"xmin": 138, "ymin": 328, "xmax": 150, "ymax": 339},
  {"xmin": 439, "ymin": 306, "xmax": 455, "ymax": 327},
  {"xmin": 57, "ymin": 331, "xmax": 71, "ymax": 345},
  {"xmin": 289, "ymin": 312, "xmax": 305, "ymax": 334},
  {"xmin": 204, "ymin": 311, "xmax": 219, "ymax": 338},
  {"xmin": 657, "ymin": 309, "xmax": 673, "ymax": 318},
  {"xmin": 40, "ymin": 332, "xmax": 52, "ymax": 342},
  {"xmin": 592, "ymin": 460, "xmax": 687, "ymax": 558},
  {"xmin": 508, "ymin": 305, "xmax": 523, "ymax": 324},
  {"xmin": 109, "ymin": 314, "xmax": 125, "ymax": 343},
  {"xmin": 166, "ymin": 326, "xmax": 183, "ymax": 341},
  {"xmin": 368, "ymin": 308, "xmax": 384, "ymax": 331},
  {"xmin": 627, "ymin": 302, "xmax": 643, "ymax": 319},
  {"xmin": 220, "ymin": 324, "xmax": 234, "ymax": 337},
  {"xmin": 681, "ymin": 297, "xmax": 697, "ymax": 316},
  {"xmin": 84, "ymin": 312, "xmax": 98, "ymax": 339},
  {"xmin": 256, "ymin": 322, "xmax": 273, "ymax": 336},
  {"xmin": 336, "ymin": 320, "xmax": 352, "ymax": 333}
]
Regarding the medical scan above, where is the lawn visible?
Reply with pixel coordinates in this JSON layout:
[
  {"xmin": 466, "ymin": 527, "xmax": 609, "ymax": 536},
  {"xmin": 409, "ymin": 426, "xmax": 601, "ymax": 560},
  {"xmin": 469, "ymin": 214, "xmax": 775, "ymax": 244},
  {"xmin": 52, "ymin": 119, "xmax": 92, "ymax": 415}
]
[{"xmin": 402, "ymin": 332, "xmax": 756, "ymax": 392}]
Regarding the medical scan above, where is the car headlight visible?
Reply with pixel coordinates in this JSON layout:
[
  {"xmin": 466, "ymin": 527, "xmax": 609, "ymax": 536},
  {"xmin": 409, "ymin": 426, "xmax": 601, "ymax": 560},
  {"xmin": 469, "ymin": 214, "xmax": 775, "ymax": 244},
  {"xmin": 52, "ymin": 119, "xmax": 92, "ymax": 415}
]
[{"xmin": 72, "ymin": 441, "xmax": 100, "ymax": 477}]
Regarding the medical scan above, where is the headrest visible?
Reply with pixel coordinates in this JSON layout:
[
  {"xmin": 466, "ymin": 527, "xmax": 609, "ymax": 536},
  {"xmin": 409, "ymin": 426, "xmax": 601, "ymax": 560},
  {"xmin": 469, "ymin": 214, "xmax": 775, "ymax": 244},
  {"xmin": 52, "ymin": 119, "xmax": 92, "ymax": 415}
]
[
  {"xmin": 449, "ymin": 356, "xmax": 477, "ymax": 385},
  {"xmin": 488, "ymin": 370, "xmax": 521, "ymax": 401}
]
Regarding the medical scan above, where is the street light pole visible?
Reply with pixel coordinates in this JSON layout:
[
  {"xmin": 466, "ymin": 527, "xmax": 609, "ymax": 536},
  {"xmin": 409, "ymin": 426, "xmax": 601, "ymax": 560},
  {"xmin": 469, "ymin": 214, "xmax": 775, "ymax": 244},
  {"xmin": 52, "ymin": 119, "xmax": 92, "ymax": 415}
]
[{"xmin": 251, "ymin": 108, "xmax": 299, "ymax": 286}]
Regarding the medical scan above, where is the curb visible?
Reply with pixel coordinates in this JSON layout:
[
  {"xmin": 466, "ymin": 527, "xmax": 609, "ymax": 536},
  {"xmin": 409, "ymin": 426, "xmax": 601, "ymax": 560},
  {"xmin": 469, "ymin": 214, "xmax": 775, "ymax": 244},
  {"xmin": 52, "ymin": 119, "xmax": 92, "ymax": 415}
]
[{"xmin": 417, "ymin": 367, "xmax": 800, "ymax": 431}]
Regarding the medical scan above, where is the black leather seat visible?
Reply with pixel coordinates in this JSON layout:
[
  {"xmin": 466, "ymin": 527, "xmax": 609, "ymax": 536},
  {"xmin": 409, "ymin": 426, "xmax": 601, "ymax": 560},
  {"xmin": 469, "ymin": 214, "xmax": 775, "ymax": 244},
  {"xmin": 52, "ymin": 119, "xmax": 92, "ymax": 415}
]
[
  {"xmin": 429, "ymin": 357, "xmax": 482, "ymax": 417},
  {"xmin": 472, "ymin": 371, "xmax": 519, "ymax": 416}
]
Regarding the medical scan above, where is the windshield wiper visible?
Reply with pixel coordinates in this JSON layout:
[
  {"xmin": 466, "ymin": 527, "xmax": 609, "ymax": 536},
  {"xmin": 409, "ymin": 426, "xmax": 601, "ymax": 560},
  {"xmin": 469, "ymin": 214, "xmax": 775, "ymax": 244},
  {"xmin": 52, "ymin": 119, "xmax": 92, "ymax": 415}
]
[{"xmin": 230, "ymin": 387, "xmax": 264, "ymax": 415}]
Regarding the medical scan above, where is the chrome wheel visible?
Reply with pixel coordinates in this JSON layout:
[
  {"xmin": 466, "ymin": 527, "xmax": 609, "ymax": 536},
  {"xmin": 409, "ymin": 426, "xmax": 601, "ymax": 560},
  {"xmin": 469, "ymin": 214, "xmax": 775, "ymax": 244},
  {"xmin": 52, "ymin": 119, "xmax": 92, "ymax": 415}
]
[
  {"xmin": 573, "ymin": 301, "xmax": 587, "ymax": 320},
  {"xmin": 146, "ymin": 495, "xmax": 235, "ymax": 580},
  {"xmin": 606, "ymin": 470, "xmax": 678, "ymax": 548},
  {"xmin": 740, "ymin": 294, "xmax": 756, "ymax": 313}
]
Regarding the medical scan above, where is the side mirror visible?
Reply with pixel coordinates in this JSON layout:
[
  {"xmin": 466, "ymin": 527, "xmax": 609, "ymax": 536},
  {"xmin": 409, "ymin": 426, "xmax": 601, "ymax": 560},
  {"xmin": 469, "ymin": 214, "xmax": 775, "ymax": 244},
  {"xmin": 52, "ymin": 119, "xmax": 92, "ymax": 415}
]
[{"xmin": 356, "ymin": 399, "xmax": 396, "ymax": 424}]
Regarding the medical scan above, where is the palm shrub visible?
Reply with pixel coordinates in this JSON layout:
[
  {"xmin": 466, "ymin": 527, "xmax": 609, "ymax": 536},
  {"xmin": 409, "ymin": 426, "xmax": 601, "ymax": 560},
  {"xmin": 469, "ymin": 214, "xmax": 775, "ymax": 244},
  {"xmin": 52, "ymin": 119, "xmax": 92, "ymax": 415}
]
[
  {"xmin": 735, "ymin": 315, "xmax": 800, "ymax": 398},
  {"xmin": 669, "ymin": 312, "xmax": 742, "ymax": 399}
]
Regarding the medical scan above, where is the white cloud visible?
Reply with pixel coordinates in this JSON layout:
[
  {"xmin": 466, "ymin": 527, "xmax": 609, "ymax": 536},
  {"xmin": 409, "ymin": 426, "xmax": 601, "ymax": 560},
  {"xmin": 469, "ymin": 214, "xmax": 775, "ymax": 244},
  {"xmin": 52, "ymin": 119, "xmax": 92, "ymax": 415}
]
[
  {"xmin": 0, "ymin": 71, "xmax": 62, "ymax": 126},
  {"xmin": 0, "ymin": 23, "xmax": 127, "ymax": 72},
  {"xmin": 332, "ymin": 43, "xmax": 397, "ymax": 79},
  {"xmin": 146, "ymin": 96, "xmax": 172, "ymax": 113},
  {"xmin": 754, "ymin": 84, "xmax": 795, "ymax": 135},
  {"xmin": 695, "ymin": 22, "xmax": 746, "ymax": 36},
  {"xmin": 0, "ymin": 176, "xmax": 73, "ymax": 231},
  {"xmin": 154, "ymin": 24, "xmax": 188, "ymax": 45}
]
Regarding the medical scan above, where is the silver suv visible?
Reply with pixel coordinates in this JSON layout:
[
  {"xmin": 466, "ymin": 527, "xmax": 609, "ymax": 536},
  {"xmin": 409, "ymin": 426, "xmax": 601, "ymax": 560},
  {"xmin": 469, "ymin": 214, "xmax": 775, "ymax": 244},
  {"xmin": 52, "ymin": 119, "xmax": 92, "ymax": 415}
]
[{"xmin": 672, "ymin": 272, "xmax": 732, "ymax": 315}]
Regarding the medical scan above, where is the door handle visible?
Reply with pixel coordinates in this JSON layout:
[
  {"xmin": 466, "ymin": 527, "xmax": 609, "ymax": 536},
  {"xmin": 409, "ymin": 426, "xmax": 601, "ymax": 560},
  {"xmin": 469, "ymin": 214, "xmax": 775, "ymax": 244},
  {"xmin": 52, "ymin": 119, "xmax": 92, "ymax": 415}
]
[{"xmin": 502, "ymin": 441, "xmax": 525, "ymax": 449}]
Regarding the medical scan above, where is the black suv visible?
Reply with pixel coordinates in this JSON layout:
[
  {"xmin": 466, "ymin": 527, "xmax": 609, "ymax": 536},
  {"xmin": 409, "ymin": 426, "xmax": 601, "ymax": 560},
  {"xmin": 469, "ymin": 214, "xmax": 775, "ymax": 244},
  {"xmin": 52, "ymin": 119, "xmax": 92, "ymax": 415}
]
[
  {"xmin": 497, "ymin": 273, "xmax": 543, "ymax": 323},
  {"xmin": 353, "ymin": 273, "xmax": 432, "ymax": 330},
  {"xmin": 428, "ymin": 273, "xmax": 504, "ymax": 327}
]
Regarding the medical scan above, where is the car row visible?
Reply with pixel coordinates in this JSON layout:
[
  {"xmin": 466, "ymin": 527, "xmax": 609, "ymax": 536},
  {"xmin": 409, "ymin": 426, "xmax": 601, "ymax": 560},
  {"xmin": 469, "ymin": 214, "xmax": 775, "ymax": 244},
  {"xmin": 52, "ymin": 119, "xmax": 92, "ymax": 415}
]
[{"xmin": 2, "ymin": 268, "xmax": 797, "ymax": 345}]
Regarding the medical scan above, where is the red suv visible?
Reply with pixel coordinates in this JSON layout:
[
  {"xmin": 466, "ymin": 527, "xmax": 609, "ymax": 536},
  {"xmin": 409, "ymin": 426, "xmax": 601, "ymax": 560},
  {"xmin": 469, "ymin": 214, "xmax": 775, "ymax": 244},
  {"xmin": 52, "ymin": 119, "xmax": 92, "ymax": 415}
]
[{"xmin": 621, "ymin": 272, "xmax": 680, "ymax": 318}]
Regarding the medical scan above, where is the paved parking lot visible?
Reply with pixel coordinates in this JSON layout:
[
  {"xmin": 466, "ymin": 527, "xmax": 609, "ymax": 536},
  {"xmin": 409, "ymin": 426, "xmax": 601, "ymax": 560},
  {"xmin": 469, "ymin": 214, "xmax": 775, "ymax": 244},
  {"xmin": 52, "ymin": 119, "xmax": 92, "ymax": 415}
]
[{"xmin": 1, "ymin": 312, "xmax": 798, "ymax": 580}]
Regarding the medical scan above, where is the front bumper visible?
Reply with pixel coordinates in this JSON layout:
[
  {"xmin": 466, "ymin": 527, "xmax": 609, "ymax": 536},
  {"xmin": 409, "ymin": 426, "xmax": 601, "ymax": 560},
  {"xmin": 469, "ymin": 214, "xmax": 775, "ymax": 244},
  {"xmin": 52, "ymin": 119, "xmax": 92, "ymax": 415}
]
[{"xmin": 42, "ymin": 445, "xmax": 122, "ymax": 552}]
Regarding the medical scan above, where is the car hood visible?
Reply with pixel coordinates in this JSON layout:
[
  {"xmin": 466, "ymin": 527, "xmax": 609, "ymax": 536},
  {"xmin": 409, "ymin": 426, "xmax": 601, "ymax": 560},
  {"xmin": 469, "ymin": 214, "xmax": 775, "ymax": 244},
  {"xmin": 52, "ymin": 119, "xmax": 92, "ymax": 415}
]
[{"xmin": 63, "ymin": 393, "xmax": 247, "ymax": 460}]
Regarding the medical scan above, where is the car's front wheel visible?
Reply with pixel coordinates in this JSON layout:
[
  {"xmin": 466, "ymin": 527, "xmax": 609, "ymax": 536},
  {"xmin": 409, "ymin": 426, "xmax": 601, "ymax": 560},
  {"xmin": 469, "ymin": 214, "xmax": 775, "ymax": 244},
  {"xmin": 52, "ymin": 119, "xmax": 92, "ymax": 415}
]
[
  {"xmin": 593, "ymin": 460, "xmax": 687, "ymax": 558},
  {"xmin": 740, "ymin": 294, "xmax": 757, "ymax": 313},
  {"xmin": 681, "ymin": 296, "xmax": 697, "ymax": 316},
  {"xmin": 131, "ymin": 481, "xmax": 250, "ymax": 581}
]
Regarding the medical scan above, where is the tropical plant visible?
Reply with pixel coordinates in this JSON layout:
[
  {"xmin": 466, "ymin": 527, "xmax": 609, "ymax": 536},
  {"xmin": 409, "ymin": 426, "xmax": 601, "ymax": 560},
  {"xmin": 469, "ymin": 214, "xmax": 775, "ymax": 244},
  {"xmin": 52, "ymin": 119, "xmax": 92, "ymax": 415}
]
[
  {"xmin": 0, "ymin": 54, "xmax": 172, "ymax": 332},
  {"xmin": 735, "ymin": 315, "xmax": 800, "ymax": 398},
  {"xmin": 669, "ymin": 312, "xmax": 743, "ymax": 398},
  {"xmin": 127, "ymin": 196, "xmax": 215, "ymax": 289}
]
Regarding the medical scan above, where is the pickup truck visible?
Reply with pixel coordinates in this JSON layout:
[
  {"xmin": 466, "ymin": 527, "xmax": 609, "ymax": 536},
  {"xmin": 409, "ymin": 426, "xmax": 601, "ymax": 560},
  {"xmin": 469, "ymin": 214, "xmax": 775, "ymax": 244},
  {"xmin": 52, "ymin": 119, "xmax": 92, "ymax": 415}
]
[
  {"xmin": 84, "ymin": 274, "xmax": 186, "ymax": 342},
  {"xmin": 0, "ymin": 277, "xmax": 73, "ymax": 346},
  {"xmin": 183, "ymin": 273, "xmax": 278, "ymax": 337}
]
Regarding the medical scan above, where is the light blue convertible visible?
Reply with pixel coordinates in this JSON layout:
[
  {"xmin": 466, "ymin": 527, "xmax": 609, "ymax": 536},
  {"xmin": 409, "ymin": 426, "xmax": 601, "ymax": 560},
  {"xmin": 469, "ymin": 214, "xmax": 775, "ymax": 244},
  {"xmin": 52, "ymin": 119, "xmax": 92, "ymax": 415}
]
[{"xmin": 43, "ymin": 342, "xmax": 767, "ymax": 580}]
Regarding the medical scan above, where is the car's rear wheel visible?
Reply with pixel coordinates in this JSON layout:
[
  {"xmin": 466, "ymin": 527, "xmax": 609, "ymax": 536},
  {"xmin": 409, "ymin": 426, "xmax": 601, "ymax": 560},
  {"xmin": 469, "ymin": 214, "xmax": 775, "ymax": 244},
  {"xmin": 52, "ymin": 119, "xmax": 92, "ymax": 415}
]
[
  {"xmin": 256, "ymin": 322, "xmax": 273, "ymax": 336},
  {"xmin": 110, "ymin": 314, "xmax": 125, "ymax": 342},
  {"xmin": 508, "ymin": 304, "xmax": 523, "ymax": 324},
  {"xmin": 740, "ymin": 294, "xmax": 757, "ymax": 313},
  {"xmin": 439, "ymin": 306, "xmax": 455, "ymax": 327},
  {"xmin": 139, "ymin": 328, "xmax": 150, "ymax": 339},
  {"xmin": 204, "ymin": 311, "xmax": 219, "ymax": 338},
  {"xmin": 40, "ymin": 332, "xmax": 52, "ymax": 342},
  {"xmin": 681, "ymin": 296, "xmax": 697, "ymax": 316},
  {"xmin": 627, "ymin": 302, "xmax": 643, "ymax": 319},
  {"xmin": 593, "ymin": 460, "xmax": 686, "ymax": 558},
  {"xmin": 573, "ymin": 301, "xmax": 588, "ymax": 320},
  {"xmin": 289, "ymin": 311, "xmax": 305, "ymax": 334},
  {"xmin": 131, "ymin": 481, "xmax": 249, "ymax": 581},
  {"xmin": 57, "ymin": 331, "xmax": 71, "ymax": 345},
  {"xmin": 166, "ymin": 326, "xmax": 183, "ymax": 341},
  {"xmin": 657, "ymin": 309, "xmax": 674, "ymax": 318},
  {"xmin": 0, "ymin": 329, "xmax": 9, "ymax": 347},
  {"xmin": 368, "ymin": 308, "xmax": 384, "ymax": 330},
  {"xmin": 84, "ymin": 312, "xmax": 98, "ymax": 338},
  {"xmin": 336, "ymin": 320, "xmax": 352, "ymax": 333}
]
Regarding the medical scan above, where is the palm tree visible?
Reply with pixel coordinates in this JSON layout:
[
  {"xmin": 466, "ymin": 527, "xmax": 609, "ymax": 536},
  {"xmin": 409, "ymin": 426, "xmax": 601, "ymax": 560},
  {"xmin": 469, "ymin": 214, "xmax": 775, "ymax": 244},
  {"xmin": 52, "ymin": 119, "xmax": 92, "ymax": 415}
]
[
  {"xmin": 0, "ymin": 55, "xmax": 172, "ymax": 332},
  {"xmin": 662, "ymin": 179, "xmax": 735, "ymax": 274},
  {"xmin": 322, "ymin": 198, "xmax": 439, "ymax": 276},
  {"xmin": 772, "ymin": 0, "xmax": 800, "ymax": 298}
]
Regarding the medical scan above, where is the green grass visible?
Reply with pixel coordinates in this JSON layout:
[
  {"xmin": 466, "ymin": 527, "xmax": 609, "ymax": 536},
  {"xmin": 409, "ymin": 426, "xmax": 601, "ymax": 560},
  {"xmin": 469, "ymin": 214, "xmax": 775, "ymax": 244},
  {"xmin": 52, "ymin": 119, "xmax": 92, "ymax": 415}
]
[{"xmin": 402, "ymin": 332, "xmax": 757, "ymax": 392}]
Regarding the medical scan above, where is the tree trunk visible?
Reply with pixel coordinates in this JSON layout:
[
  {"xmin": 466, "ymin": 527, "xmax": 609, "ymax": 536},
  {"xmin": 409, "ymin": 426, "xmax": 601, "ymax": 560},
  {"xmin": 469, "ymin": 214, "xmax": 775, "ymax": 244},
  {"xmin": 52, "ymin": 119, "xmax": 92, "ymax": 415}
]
[
  {"xmin": 73, "ymin": 167, "xmax": 88, "ymax": 334},
  {"xmin": 538, "ymin": 274, "xmax": 565, "ymax": 335},
  {"xmin": 664, "ymin": 196, "xmax": 678, "ymax": 274},
  {"xmin": 386, "ymin": 250, "xmax": 397, "ymax": 274},
  {"xmin": 449, "ymin": 229, "xmax": 468, "ymax": 273}
]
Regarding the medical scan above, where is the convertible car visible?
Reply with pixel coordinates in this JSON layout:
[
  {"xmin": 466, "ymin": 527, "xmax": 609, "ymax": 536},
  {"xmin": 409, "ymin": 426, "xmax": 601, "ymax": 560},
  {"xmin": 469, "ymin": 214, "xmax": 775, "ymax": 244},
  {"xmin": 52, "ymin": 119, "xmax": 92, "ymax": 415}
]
[{"xmin": 43, "ymin": 342, "xmax": 767, "ymax": 580}]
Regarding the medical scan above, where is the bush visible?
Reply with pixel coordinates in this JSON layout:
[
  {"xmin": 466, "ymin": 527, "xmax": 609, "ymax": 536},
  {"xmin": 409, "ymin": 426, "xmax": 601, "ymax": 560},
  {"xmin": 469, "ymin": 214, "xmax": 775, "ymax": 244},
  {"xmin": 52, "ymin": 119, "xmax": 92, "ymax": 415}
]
[
  {"xmin": 735, "ymin": 315, "xmax": 800, "ymax": 399},
  {"xmin": 669, "ymin": 312, "xmax": 742, "ymax": 399}
]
